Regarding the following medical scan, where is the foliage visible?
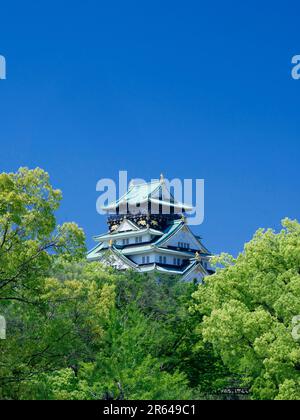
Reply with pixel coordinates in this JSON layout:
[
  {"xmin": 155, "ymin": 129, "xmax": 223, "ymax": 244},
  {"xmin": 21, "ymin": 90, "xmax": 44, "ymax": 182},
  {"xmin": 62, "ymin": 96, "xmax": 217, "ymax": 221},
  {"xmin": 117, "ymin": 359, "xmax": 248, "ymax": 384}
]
[
  {"xmin": 192, "ymin": 219, "xmax": 300, "ymax": 400},
  {"xmin": 0, "ymin": 168, "xmax": 86, "ymax": 398},
  {"xmin": 21, "ymin": 269, "xmax": 228, "ymax": 400},
  {"xmin": 0, "ymin": 167, "xmax": 228, "ymax": 400},
  {"xmin": 4, "ymin": 167, "xmax": 299, "ymax": 400},
  {"xmin": 0, "ymin": 167, "xmax": 85, "ymax": 305}
]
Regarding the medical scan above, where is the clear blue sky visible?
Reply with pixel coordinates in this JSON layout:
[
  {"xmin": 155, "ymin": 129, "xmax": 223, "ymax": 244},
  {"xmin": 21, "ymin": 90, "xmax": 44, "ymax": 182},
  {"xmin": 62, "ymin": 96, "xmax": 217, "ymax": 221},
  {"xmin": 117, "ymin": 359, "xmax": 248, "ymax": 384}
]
[{"xmin": 0, "ymin": 1, "xmax": 299, "ymax": 256}]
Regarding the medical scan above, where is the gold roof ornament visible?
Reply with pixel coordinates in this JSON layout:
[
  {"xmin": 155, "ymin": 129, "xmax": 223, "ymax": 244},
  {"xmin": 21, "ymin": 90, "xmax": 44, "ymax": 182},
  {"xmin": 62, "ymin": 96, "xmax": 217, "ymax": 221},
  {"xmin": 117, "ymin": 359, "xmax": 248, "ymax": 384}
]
[
  {"xmin": 109, "ymin": 239, "xmax": 113, "ymax": 247},
  {"xmin": 195, "ymin": 251, "xmax": 200, "ymax": 261},
  {"xmin": 160, "ymin": 173, "xmax": 164, "ymax": 182}
]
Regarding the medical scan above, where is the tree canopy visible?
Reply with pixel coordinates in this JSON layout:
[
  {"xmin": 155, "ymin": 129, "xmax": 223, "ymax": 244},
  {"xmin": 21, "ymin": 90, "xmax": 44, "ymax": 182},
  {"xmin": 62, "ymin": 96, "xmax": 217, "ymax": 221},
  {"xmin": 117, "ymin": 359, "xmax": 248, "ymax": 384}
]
[
  {"xmin": 192, "ymin": 219, "xmax": 300, "ymax": 400},
  {"xmin": 1, "ymin": 167, "xmax": 299, "ymax": 400}
]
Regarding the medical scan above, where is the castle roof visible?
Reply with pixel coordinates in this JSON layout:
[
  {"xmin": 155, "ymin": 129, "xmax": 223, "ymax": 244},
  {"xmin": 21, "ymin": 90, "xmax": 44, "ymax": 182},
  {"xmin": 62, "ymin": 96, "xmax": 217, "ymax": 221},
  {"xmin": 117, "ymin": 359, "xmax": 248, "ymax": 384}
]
[
  {"xmin": 101, "ymin": 178, "xmax": 193, "ymax": 212},
  {"xmin": 87, "ymin": 218, "xmax": 211, "ymax": 262}
]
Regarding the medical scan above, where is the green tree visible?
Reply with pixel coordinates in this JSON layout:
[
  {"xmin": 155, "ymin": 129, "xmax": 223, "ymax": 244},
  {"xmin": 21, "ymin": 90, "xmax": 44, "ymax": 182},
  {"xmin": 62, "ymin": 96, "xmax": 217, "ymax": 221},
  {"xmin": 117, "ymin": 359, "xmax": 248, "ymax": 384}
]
[
  {"xmin": 0, "ymin": 167, "xmax": 230, "ymax": 400},
  {"xmin": 0, "ymin": 168, "xmax": 87, "ymax": 397},
  {"xmin": 0, "ymin": 167, "xmax": 85, "ymax": 305},
  {"xmin": 34, "ymin": 305, "xmax": 192, "ymax": 400},
  {"xmin": 110, "ymin": 271, "xmax": 230, "ymax": 397},
  {"xmin": 25, "ymin": 268, "xmax": 229, "ymax": 400},
  {"xmin": 192, "ymin": 219, "xmax": 300, "ymax": 400}
]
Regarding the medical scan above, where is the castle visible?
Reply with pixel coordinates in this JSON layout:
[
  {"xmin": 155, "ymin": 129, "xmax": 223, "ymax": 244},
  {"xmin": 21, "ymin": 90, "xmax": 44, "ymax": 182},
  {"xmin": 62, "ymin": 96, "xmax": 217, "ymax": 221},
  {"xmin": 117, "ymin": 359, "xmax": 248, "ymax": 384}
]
[{"xmin": 87, "ymin": 175, "xmax": 212, "ymax": 282}]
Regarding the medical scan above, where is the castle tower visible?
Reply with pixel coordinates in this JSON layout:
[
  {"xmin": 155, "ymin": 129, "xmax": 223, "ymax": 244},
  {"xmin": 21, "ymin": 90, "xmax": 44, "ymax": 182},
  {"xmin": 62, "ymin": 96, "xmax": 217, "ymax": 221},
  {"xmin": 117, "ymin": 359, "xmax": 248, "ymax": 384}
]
[{"xmin": 87, "ymin": 176, "xmax": 212, "ymax": 282}]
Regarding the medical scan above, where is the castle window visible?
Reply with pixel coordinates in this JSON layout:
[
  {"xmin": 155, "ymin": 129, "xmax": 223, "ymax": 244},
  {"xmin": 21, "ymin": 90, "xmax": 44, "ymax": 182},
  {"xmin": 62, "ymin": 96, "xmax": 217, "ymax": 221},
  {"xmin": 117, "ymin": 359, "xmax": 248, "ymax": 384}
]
[
  {"xmin": 178, "ymin": 242, "xmax": 190, "ymax": 249},
  {"xmin": 146, "ymin": 256, "xmax": 150, "ymax": 263},
  {"xmin": 122, "ymin": 238, "xmax": 129, "ymax": 245}
]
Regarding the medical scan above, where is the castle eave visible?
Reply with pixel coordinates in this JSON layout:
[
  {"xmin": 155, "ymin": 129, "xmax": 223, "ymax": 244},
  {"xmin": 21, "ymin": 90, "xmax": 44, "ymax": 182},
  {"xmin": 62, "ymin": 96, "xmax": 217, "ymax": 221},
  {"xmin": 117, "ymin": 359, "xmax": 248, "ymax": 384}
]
[{"xmin": 93, "ymin": 227, "xmax": 163, "ymax": 242}]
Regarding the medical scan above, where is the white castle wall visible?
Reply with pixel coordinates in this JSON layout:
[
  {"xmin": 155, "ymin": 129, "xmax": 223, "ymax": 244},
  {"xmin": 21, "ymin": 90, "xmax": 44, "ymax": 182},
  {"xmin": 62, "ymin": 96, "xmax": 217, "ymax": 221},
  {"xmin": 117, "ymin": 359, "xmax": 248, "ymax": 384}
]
[
  {"xmin": 114, "ymin": 233, "xmax": 152, "ymax": 246},
  {"xmin": 129, "ymin": 252, "xmax": 184, "ymax": 266}
]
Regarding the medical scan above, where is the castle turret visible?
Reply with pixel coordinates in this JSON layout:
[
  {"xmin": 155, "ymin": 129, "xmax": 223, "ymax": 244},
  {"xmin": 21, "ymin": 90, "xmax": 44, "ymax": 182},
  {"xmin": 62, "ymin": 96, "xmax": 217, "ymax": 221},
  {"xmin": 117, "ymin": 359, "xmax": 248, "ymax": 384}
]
[{"xmin": 87, "ymin": 176, "xmax": 212, "ymax": 282}]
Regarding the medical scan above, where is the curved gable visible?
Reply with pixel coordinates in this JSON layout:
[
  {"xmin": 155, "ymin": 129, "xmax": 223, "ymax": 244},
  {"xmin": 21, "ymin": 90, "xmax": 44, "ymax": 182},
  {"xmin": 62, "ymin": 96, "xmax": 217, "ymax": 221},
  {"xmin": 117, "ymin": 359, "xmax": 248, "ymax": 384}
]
[
  {"xmin": 116, "ymin": 219, "xmax": 139, "ymax": 232},
  {"xmin": 162, "ymin": 225, "xmax": 204, "ymax": 251}
]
